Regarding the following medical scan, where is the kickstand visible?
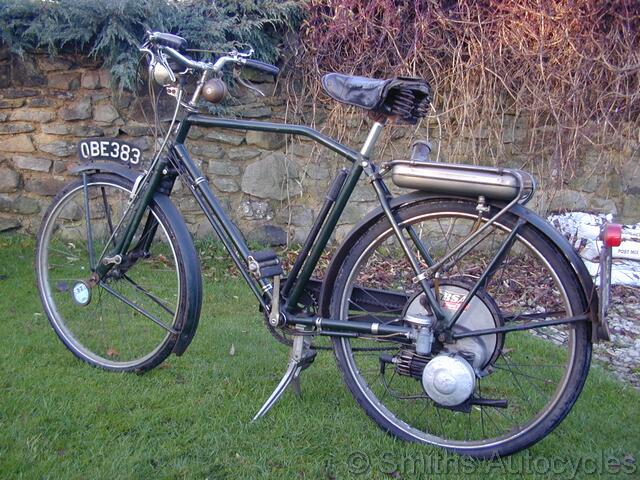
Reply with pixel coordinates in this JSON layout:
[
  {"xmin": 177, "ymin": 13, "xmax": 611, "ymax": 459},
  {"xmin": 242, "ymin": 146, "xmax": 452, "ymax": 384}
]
[{"xmin": 252, "ymin": 327, "xmax": 317, "ymax": 421}]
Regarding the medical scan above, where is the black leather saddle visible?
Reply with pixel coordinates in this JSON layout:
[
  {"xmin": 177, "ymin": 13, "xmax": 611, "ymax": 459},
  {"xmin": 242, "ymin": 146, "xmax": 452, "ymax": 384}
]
[{"xmin": 321, "ymin": 73, "xmax": 431, "ymax": 124}]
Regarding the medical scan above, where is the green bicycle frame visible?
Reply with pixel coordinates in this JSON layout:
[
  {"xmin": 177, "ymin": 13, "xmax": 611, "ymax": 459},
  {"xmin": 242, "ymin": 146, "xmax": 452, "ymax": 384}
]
[{"xmin": 92, "ymin": 112, "xmax": 588, "ymax": 341}]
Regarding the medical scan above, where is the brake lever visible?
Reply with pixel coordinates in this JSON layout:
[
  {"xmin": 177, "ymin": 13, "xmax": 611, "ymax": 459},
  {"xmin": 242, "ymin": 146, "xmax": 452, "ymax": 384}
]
[
  {"xmin": 233, "ymin": 68, "xmax": 265, "ymax": 97},
  {"xmin": 230, "ymin": 48, "xmax": 254, "ymax": 59}
]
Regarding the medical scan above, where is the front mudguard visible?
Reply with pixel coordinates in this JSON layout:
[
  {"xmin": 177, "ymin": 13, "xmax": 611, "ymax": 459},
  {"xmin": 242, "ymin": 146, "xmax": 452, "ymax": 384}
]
[
  {"xmin": 319, "ymin": 191, "xmax": 606, "ymax": 342},
  {"xmin": 70, "ymin": 161, "xmax": 203, "ymax": 355}
]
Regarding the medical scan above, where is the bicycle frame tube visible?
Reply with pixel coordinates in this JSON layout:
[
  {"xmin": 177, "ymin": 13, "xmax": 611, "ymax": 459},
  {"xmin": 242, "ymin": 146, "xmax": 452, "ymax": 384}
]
[
  {"xmin": 89, "ymin": 111, "xmax": 589, "ymax": 343},
  {"xmin": 95, "ymin": 155, "xmax": 169, "ymax": 279}
]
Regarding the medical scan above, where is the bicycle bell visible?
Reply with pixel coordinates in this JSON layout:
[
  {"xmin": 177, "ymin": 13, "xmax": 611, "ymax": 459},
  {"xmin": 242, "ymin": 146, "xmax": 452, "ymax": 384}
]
[{"xmin": 202, "ymin": 78, "xmax": 227, "ymax": 104}]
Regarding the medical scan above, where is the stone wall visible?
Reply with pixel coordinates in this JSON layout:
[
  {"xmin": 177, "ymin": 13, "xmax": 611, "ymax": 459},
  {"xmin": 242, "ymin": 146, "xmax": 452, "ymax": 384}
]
[{"xmin": 0, "ymin": 48, "xmax": 638, "ymax": 244}]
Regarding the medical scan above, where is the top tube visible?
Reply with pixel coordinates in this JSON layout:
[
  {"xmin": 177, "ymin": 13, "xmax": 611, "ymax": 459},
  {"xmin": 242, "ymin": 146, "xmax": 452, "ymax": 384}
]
[{"xmin": 174, "ymin": 114, "xmax": 362, "ymax": 163}]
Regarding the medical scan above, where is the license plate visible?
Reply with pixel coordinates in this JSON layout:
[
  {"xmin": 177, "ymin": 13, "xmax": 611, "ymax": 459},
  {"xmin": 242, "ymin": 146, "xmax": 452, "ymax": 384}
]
[{"xmin": 78, "ymin": 138, "xmax": 143, "ymax": 166}]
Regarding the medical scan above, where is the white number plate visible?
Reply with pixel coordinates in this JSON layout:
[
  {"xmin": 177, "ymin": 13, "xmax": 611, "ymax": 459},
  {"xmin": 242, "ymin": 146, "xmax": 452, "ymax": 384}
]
[{"xmin": 78, "ymin": 138, "xmax": 142, "ymax": 166}]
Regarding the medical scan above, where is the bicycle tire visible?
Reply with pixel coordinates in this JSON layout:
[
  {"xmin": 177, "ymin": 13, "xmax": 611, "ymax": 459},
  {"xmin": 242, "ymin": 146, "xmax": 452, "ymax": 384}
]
[
  {"xmin": 328, "ymin": 198, "xmax": 591, "ymax": 458},
  {"xmin": 36, "ymin": 173, "xmax": 201, "ymax": 372}
]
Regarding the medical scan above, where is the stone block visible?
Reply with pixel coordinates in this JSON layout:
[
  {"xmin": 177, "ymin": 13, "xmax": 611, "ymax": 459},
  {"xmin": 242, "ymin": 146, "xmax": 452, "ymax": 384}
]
[
  {"xmin": 0, "ymin": 167, "xmax": 20, "ymax": 193},
  {"xmin": 13, "ymin": 155, "xmax": 51, "ymax": 172},
  {"xmin": 190, "ymin": 142, "xmax": 226, "ymax": 159},
  {"xmin": 27, "ymin": 97, "xmax": 56, "ymax": 108},
  {"xmin": 129, "ymin": 136, "xmax": 153, "ymax": 152},
  {"xmin": 90, "ymin": 92, "xmax": 110, "ymax": 102},
  {"xmin": 59, "ymin": 97, "xmax": 92, "ymax": 120},
  {"xmin": 119, "ymin": 123, "xmax": 150, "ymax": 137},
  {"xmin": 277, "ymin": 205, "xmax": 313, "ymax": 227},
  {"xmin": 240, "ymin": 200, "xmax": 272, "ymax": 220},
  {"xmin": 588, "ymin": 196, "xmax": 618, "ymax": 215},
  {"xmin": 2, "ymin": 88, "xmax": 38, "ymax": 99},
  {"xmin": 9, "ymin": 109, "xmax": 55, "ymax": 123},
  {"xmin": 25, "ymin": 177, "xmax": 65, "ymax": 196},
  {"xmin": 241, "ymin": 153, "xmax": 301, "ymax": 200},
  {"xmin": 301, "ymin": 163, "xmax": 330, "ymax": 181},
  {"xmin": 622, "ymin": 194, "xmax": 640, "ymax": 223},
  {"xmin": 99, "ymin": 70, "xmax": 111, "ymax": 88},
  {"xmin": 0, "ymin": 61, "xmax": 10, "ymax": 89},
  {"xmin": 209, "ymin": 161, "xmax": 240, "ymax": 176},
  {"xmin": 115, "ymin": 93, "xmax": 133, "ymax": 109},
  {"xmin": 227, "ymin": 147, "xmax": 261, "ymax": 161},
  {"xmin": 0, "ymin": 194, "xmax": 40, "ymax": 214},
  {"xmin": 39, "ymin": 140, "xmax": 76, "ymax": 157},
  {"xmin": 621, "ymin": 159, "xmax": 640, "ymax": 195},
  {"xmin": 42, "ymin": 124, "xmax": 104, "ymax": 137},
  {"xmin": 0, "ymin": 98, "xmax": 25, "ymax": 109},
  {"xmin": 204, "ymin": 131, "xmax": 245, "ymax": 146},
  {"xmin": 212, "ymin": 178, "xmax": 239, "ymax": 192},
  {"xmin": 247, "ymin": 225, "xmax": 287, "ymax": 246},
  {"xmin": 11, "ymin": 55, "xmax": 47, "ymax": 87},
  {"xmin": 94, "ymin": 103, "xmax": 120, "ymax": 124},
  {"xmin": 0, "ymin": 123, "xmax": 35, "ymax": 134},
  {"xmin": 0, "ymin": 217, "xmax": 21, "ymax": 233},
  {"xmin": 339, "ymin": 202, "xmax": 376, "ymax": 225},
  {"xmin": 350, "ymin": 185, "xmax": 377, "ymax": 202},
  {"xmin": 0, "ymin": 113, "xmax": 6, "ymax": 122},
  {"xmin": 81, "ymin": 70, "xmax": 101, "ymax": 89},
  {"xmin": 547, "ymin": 189, "xmax": 589, "ymax": 212},
  {"xmin": 48, "ymin": 72, "xmax": 81, "ymax": 90},
  {"xmin": 0, "ymin": 135, "xmax": 35, "ymax": 153},
  {"xmin": 52, "ymin": 161, "xmax": 67, "ymax": 174},
  {"xmin": 38, "ymin": 56, "xmax": 73, "ymax": 72},
  {"xmin": 245, "ymin": 130, "xmax": 285, "ymax": 150},
  {"xmin": 238, "ymin": 105, "xmax": 272, "ymax": 118}
]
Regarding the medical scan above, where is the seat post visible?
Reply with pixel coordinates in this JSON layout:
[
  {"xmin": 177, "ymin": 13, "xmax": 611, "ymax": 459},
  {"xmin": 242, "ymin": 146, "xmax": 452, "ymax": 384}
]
[{"xmin": 360, "ymin": 121, "xmax": 385, "ymax": 158}]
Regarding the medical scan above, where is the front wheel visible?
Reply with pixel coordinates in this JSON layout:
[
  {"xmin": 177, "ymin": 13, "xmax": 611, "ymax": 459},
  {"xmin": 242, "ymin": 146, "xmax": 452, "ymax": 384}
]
[
  {"xmin": 329, "ymin": 199, "xmax": 591, "ymax": 458},
  {"xmin": 36, "ymin": 173, "xmax": 201, "ymax": 372}
]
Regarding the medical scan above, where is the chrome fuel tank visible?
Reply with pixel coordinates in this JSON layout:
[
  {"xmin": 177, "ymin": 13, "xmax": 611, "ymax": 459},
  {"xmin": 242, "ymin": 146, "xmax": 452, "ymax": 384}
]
[{"xmin": 389, "ymin": 160, "xmax": 535, "ymax": 203}]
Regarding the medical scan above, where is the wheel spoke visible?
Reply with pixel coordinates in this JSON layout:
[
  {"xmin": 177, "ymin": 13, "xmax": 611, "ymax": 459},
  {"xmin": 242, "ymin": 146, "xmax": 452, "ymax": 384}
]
[
  {"xmin": 99, "ymin": 282, "xmax": 178, "ymax": 334},
  {"xmin": 332, "ymin": 200, "xmax": 589, "ymax": 453}
]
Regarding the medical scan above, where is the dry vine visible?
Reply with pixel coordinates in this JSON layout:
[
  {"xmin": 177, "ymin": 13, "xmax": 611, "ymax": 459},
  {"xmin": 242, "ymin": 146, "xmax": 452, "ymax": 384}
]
[{"xmin": 285, "ymin": 0, "xmax": 640, "ymax": 195}]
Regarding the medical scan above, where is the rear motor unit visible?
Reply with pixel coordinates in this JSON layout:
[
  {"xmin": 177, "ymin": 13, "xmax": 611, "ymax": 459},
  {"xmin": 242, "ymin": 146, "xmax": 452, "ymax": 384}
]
[{"xmin": 400, "ymin": 279, "xmax": 505, "ymax": 406}]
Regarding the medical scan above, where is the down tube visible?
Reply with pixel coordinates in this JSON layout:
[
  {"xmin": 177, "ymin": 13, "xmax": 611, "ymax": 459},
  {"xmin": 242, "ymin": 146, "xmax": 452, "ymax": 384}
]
[{"xmin": 172, "ymin": 144, "xmax": 270, "ymax": 309}]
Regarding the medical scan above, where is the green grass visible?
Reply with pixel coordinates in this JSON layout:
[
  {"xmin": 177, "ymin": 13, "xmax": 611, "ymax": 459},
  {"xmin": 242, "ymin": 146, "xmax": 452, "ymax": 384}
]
[{"xmin": 1, "ymin": 235, "xmax": 638, "ymax": 479}]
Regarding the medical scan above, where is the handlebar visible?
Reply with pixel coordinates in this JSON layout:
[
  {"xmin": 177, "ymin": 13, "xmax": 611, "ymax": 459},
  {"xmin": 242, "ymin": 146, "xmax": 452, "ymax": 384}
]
[
  {"xmin": 163, "ymin": 46, "xmax": 213, "ymax": 71},
  {"xmin": 144, "ymin": 31, "xmax": 279, "ymax": 78},
  {"xmin": 242, "ymin": 59, "xmax": 280, "ymax": 77}
]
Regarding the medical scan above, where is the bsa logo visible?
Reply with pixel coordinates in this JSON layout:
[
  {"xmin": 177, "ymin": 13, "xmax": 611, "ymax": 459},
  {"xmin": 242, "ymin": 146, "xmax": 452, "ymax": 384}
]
[{"xmin": 440, "ymin": 289, "xmax": 467, "ymax": 311}]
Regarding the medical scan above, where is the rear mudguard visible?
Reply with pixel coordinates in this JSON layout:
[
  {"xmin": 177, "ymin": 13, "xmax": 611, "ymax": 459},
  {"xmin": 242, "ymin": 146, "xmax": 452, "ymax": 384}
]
[
  {"xmin": 319, "ymin": 191, "xmax": 604, "ymax": 342},
  {"xmin": 70, "ymin": 161, "xmax": 203, "ymax": 355}
]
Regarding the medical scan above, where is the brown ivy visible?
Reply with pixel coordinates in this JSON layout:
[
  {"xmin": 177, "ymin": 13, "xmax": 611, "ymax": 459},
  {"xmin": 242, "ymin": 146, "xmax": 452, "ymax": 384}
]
[{"xmin": 290, "ymin": 0, "xmax": 639, "ymax": 185}]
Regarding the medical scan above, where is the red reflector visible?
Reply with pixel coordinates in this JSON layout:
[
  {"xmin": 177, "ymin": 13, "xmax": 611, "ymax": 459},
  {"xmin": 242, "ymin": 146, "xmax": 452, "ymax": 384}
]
[{"xmin": 602, "ymin": 223, "xmax": 622, "ymax": 247}]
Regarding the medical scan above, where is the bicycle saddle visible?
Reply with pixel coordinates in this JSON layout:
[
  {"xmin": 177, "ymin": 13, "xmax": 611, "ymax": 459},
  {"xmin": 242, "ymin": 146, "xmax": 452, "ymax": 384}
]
[{"xmin": 321, "ymin": 73, "xmax": 431, "ymax": 124}]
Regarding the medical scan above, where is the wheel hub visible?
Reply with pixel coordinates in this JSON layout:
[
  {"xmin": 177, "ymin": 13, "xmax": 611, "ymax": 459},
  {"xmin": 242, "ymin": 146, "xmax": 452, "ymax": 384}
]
[
  {"xmin": 403, "ymin": 278, "xmax": 504, "ymax": 371},
  {"xmin": 71, "ymin": 281, "xmax": 92, "ymax": 306}
]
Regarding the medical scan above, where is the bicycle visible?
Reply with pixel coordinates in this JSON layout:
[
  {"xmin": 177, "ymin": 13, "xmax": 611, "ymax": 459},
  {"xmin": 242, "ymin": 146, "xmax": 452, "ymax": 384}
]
[{"xmin": 35, "ymin": 31, "xmax": 618, "ymax": 458}]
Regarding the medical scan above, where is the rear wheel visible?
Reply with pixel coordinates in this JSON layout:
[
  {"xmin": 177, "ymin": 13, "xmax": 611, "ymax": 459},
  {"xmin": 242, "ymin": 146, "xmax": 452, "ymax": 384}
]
[
  {"xmin": 36, "ymin": 173, "xmax": 199, "ymax": 372},
  {"xmin": 329, "ymin": 199, "xmax": 591, "ymax": 458}
]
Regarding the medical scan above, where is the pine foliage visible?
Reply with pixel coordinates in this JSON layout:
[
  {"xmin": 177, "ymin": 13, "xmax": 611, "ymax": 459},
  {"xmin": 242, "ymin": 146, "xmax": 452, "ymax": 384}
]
[{"xmin": 0, "ymin": 0, "xmax": 304, "ymax": 90}]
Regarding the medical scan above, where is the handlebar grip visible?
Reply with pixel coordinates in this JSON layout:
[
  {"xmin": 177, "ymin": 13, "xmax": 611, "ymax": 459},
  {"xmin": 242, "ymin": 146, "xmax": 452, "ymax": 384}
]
[
  {"xmin": 150, "ymin": 32, "xmax": 187, "ymax": 51},
  {"xmin": 243, "ymin": 59, "xmax": 280, "ymax": 77}
]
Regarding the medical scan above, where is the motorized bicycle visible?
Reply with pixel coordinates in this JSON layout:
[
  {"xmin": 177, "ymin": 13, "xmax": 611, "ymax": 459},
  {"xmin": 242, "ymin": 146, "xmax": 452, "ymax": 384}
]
[{"xmin": 35, "ymin": 31, "xmax": 618, "ymax": 458}]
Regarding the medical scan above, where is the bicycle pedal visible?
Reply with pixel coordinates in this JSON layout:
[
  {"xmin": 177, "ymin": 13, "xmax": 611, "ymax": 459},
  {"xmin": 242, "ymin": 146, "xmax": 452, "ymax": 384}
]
[
  {"xmin": 297, "ymin": 348, "xmax": 317, "ymax": 370},
  {"xmin": 247, "ymin": 249, "xmax": 283, "ymax": 280}
]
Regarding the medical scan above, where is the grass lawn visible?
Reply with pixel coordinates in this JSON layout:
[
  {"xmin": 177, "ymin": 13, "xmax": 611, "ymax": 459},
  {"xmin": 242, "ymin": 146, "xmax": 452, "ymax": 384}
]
[{"xmin": 1, "ymin": 234, "xmax": 638, "ymax": 479}]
